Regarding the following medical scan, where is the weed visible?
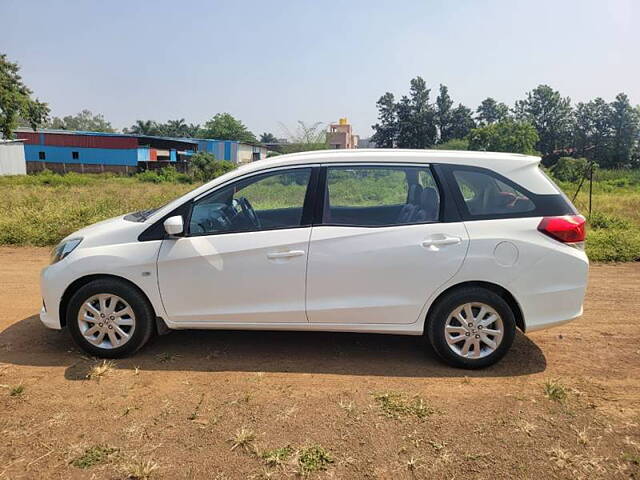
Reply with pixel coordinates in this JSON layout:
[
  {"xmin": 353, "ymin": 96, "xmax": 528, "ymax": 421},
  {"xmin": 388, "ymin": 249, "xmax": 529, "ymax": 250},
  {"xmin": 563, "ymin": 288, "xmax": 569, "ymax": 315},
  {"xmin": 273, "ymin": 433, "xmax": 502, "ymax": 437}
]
[
  {"xmin": 87, "ymin": 360, "xmax": 116, "ymax": 380},
  {"xmin": 297, "ymin": 445, "xmax": 333, "ymax": 474},
  {"xmin": 9, "ymin": 384, "xmax": 24, "ymax": 396},
  {"xmin": 121, "ymin": 457, "xmax": 160, "ymax": 479},
  {"xmin": 71, "ymin": 445, "xmax": 118, "ymax": 469},
  {"xmin": 187, "ymin": 393, "xmax": 205, "ymax": 420},
  {"xmin": 156, "ymin": 353, "xmax": 180, "ymax": 363},
  {"xmin": 623, "ymin": 452, "xmax": 640, "ymax": 465},
  {"xmin": 261, "ymin": 446, "xmax": 294, "ymax": 467},
  {"xmin": 543, "ymin": 379, "xmax": 568, "ymax": 403},
  {"xmin": 229, "ymin": 427, "xmax": 256, "ymax": 452},
  {"xmin": 372, "ymin": 392, "xmax": 435, "ymax": 419}
]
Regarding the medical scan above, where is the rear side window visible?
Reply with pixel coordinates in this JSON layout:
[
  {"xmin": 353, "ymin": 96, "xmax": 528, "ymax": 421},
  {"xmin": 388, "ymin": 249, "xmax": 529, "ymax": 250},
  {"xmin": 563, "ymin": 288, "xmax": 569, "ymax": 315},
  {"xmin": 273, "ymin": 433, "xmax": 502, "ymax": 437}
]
[
  {"xmin": 323, "ymin": 166, "xmax": 440, "ymax": 226},
  {"xmin": 452, "ymin": 170, "xmax": 535, "ymax": 216}
]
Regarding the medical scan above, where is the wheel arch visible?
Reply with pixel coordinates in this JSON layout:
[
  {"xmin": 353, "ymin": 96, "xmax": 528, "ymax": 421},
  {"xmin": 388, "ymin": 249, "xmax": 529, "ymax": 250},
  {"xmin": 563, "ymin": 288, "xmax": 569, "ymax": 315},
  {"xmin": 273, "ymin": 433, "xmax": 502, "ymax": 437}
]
[
  {"xmin": 59, "ymin": 274, "xmax": 159, "ymax": 329},
  {"xmin": 424, "ymin": 281, "xmax": 525, "ymax": 333}
]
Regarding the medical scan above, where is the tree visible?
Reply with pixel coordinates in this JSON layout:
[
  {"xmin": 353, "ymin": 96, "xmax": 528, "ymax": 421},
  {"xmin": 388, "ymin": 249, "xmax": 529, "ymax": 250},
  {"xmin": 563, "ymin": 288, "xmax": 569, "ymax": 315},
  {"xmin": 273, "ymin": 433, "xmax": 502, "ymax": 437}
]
[
  {"xmin": 609, "ymin": 93, "xmax": 640, "ymax": 167},
  {"xmin": 259, "ymin": 132, "xmax": 278, "ymax": 144},
  {"xmin": 0, "ymin": 53, "xmax": 49, "ymax": 138},
  {"xmin": 514, "ymin": 85, "xmax": 572, "ymax": 160},
  {"xmin": 371, "ymin": 92, "xmax": 397, "ymax": 148},
  {"xmin": 408, "ymin": 77, "xmax": 437, "ymax": 148},
  {"xmin": 47, "ymin": 109, "xmax": 114, "ymax": 132},
  {"xmin": 278, "ymin": 121, "xmax": 328, "ymax": 153},
  {"xmin": 200, "ymin": 113, "xmax": 257, "ymax": 143},
  {"xmin": 476, "ymin": 98, "xmax": 509, "ymax": 125},
  {"xmin": 573, "ymin": 98, "xmax": 612, "ymax": 164},
  {"xmin": 124, "ymin": 120, "xmax": 161, "ymax": 136},
  {"xmin": 449, "ymin": 104, "xmax": 476, "ymax": 140},
  {"xmin": 436, "ymin": 84, "xmax": 454, "ymax": 143},
  {"xmin": 468, "ymin": 119, "xmax": 539, "ymax": 155}
]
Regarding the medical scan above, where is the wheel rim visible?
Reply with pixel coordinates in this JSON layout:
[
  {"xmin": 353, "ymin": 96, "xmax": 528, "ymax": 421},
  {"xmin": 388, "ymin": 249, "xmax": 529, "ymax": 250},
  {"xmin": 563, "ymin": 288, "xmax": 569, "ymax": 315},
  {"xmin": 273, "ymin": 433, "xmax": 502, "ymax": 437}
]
[
  {"xmin": 77, "ymin": 294, "xmax": 136, "ymax": 349},
  {"xmin": 444, "ymin": 302, "xmax": 504, "ymax": 359}
]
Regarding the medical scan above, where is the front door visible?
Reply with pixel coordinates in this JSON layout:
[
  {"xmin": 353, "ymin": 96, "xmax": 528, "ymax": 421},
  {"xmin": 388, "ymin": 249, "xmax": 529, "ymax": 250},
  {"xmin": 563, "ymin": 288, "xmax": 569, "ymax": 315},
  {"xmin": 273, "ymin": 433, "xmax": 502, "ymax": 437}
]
[
  {"xmin": 157, "ymin": 167, "xmax": 314, "ymax": 325},
  {"xmin": 306, "ymin": 164, "xmax": 469, "ymax": 325}
]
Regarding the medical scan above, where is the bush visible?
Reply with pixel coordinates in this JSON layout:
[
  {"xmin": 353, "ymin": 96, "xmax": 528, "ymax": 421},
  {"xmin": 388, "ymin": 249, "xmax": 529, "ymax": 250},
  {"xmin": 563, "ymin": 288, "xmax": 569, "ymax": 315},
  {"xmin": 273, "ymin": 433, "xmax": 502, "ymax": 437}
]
[
  {"xmin": 586, "ymin": 228, "xmax": 640, "ymax": 262},
  {"xmin": 435, "ymin": 138, "xmax": 469, "ymax": 150},
  {"xmin": 588, "ymin": 212, "xmax": 631, "ymax": 230},
  {"xmin": 550, "ymin": 157, "xmax": 591, "ymax": 183},
  {"xmin": 136, "ymin": 167, "xmax": 193, "ymax": 184},
  {"xmin": 190, "ymin": 152, "xmax": 236, "ymax": 182}
]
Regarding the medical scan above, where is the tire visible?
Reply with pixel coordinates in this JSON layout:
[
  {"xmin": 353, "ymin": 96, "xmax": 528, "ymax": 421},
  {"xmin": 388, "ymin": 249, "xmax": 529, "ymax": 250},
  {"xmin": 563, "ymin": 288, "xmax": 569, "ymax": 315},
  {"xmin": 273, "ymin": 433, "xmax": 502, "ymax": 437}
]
[
  {"xmin": 426, "ymin": 287, "xmax": 516, "ymax": 369},
  {"xmin": 67, "ymin": 278, "xmax": 155, "ymax": 358}
]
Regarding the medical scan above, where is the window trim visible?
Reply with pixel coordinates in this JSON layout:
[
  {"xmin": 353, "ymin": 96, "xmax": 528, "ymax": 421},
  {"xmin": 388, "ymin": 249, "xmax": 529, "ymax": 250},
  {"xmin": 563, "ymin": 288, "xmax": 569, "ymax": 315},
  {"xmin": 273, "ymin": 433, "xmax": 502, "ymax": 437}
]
[
  {"xmin": 185, "ymin": 166, "xmax": 318, "ymax": 238},
  {"xmin": 440, "ymin": 164, "xmax": 575, "ymax": 221},
  {"xmin": 315, "ymin": 163, "xmax": 444, "ymax": 229}
]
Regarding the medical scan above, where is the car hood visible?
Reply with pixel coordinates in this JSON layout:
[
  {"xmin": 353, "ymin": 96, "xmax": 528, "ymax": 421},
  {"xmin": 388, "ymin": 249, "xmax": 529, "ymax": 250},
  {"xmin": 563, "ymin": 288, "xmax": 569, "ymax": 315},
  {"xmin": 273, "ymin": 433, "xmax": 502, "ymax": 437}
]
[{"xmin": 60, "ymin": 214, "xmax": 151, "ymax": 249}]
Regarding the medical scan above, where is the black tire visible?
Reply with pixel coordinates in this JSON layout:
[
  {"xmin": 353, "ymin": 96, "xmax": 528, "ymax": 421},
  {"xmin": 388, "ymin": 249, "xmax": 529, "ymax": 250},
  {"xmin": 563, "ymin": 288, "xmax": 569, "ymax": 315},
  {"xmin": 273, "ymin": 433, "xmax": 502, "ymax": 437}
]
[
  {"xmin": 67, "ymin": 278, "xmax": 155, "ymax": 358},
  {"xmin": 426, "ymin": 287, "xmax": 516, "ymax": 369}
]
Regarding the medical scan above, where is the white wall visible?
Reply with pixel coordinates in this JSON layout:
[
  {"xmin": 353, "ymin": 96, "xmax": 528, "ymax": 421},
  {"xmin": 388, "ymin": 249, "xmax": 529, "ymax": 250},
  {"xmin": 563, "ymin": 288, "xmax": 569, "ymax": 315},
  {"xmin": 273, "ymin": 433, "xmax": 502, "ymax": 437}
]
[
  {"xmin": 0, "ymin": 142, "xmax": 26, "ymax": 175},
  {"xmin": 236, "ymin": 144, "xmax": 267, "ymax": 164}
]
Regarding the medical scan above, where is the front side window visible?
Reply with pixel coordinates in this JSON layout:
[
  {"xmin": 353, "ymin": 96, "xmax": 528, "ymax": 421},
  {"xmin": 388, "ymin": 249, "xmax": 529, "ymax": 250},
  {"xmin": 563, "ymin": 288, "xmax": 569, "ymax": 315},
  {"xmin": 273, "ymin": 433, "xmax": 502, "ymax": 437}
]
[
  {"xmin": 452, "ymin": 169, "xmax": 535, "ymax": 216},
  {"xmin": 189, "ymin": 168, "xmax": 311, "ymax": 235},
  {"xmin": 323, "ymin": 166, "xmax": 440, "ymax": 226}
]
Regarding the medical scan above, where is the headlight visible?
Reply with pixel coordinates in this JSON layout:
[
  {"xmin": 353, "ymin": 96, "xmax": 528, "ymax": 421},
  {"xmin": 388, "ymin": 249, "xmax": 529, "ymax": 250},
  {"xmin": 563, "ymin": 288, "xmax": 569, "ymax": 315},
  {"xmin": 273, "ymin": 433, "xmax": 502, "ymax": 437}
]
[{"xmin": 50, "ymin": 238, "xmax": 83, "ymax": 264}]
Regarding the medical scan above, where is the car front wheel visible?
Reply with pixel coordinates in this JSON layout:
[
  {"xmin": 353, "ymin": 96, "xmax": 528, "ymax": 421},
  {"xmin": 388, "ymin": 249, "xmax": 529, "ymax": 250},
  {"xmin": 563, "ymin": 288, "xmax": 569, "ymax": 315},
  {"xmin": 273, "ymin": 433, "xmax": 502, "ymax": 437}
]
[
  {"xmin": 426, "ymin": 287, "xmax": 516, "ymax": 369},
  {"xmin": 67, "ymin": 279, "xmax": 155, "ymax": 358}
]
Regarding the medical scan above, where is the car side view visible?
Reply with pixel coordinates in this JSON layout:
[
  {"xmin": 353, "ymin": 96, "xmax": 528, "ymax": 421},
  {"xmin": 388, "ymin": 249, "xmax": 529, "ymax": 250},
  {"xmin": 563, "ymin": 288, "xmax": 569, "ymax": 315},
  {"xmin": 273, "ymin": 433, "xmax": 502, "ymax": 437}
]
[{"xmin": 40, "ymin": 150, "xmax": 588, "ymax": 368}]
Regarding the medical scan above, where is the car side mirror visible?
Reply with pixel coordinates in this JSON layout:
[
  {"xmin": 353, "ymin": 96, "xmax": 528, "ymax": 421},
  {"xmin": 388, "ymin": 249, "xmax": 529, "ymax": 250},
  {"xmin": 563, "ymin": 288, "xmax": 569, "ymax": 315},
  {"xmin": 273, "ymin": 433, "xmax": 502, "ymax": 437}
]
[{"xmin": 163, "ymin": 215, "xmax": 184, "ymax": 237}]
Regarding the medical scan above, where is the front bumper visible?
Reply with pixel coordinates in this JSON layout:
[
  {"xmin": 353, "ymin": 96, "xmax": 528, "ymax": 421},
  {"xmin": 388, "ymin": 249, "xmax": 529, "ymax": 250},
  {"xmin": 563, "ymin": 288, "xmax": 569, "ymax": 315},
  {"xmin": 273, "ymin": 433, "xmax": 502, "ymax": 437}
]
[{"xmin": 40, "ymin": 303, "xmax": 62, "ymax": 330}]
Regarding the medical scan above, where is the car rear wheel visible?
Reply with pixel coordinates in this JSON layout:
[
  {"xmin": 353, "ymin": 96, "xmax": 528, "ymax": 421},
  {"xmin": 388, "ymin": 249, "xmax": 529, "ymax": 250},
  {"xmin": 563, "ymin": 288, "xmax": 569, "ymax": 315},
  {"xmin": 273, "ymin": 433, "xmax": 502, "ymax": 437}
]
[
  {"xmin": 426, "ymin": 287, "xmax": 516, "ymax": 369},
  {"xmin": 67, "ymin": 279, "xmax": 155, "ymax": 358}
]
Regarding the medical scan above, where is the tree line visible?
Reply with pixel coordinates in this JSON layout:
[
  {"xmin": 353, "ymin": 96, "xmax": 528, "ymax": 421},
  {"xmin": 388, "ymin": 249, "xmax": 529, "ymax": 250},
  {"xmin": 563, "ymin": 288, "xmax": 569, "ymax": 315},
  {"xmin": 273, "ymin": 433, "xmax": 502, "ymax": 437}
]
[{"xmin": 371, "ymin": 77, "xmax": 640, "ymax": 167}]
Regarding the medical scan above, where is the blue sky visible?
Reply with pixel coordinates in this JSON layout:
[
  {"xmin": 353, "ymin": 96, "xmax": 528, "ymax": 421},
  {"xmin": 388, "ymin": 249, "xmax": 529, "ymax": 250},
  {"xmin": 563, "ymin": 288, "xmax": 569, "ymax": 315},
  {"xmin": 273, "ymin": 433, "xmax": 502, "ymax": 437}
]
[{"xmin": 1, "ymin": 0, "xmax": 638, "ymax": 138}]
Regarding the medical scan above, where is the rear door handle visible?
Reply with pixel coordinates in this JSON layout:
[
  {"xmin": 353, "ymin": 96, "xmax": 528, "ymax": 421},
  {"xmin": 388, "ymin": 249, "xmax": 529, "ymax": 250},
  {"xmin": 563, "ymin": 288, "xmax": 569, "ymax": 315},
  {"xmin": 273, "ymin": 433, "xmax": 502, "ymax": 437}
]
[
  {"xmin": 267, "ymin": 250, "xmax": 305, "ymax": 259},
  {"xmin": 421, "ymin": 236, "xmax": 462, "ymax": 248}
]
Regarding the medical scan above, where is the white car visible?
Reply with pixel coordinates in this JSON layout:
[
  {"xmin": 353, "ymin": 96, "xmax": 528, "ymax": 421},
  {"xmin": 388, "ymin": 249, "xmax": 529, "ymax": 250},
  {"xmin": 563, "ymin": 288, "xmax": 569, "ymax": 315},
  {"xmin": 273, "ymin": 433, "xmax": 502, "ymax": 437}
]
[{"xmin": 40, "ymin": 150, "xmax": 588, "ymax": 368}]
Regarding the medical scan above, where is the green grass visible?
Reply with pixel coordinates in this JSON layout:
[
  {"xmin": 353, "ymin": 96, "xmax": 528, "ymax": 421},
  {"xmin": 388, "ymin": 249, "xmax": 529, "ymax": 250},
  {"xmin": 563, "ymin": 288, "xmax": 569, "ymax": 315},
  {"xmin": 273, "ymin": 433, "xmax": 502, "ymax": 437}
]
[
  {"xmin": 261, "ymin": 446, "xmax": 294, "ymax": 466},
  {"xmin": 71, "ymin": 445, "xmax": 118, "ymax": 469},
  {"xmin": 1, "ymin": 168, "xmax": 639, "ymax": 262},
  {"xmin": 372, "ymin": 391, "xmax": 435, "ymax": 419},
  {"xmin": 297, "ymin": 446, "xmax": 333, "ymax": 474},
  {"xmin": 543, "ymin": 379, "xmax": 568, "ymax": 403}
]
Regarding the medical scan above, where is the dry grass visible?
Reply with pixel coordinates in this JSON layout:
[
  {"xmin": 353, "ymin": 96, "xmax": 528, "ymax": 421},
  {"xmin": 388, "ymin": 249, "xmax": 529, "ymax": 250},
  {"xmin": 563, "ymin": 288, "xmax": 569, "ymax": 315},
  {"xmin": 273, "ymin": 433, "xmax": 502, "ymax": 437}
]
[
  {"xmin": 120, "ymin": 457, "xmax": 160, "ymax": 480},
  {"xmin": 229, "ymin": 427, "xmax": 256, "ymax": 452},
  {"xmin": 372, "ymin": 391, "xmax": 435, "ymax": 419},
  {"xmin": 86, "ymin": 360, "xmax": 116, "ymax": 380}
]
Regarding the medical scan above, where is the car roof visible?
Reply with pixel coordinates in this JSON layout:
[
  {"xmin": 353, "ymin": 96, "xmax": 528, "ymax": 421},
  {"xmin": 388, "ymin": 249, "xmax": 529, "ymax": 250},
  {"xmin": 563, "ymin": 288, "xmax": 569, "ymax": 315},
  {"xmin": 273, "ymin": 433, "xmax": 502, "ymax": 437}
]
[{"xmin": 231, "ymin": 148, "xmax": 540, "ymax": 177}]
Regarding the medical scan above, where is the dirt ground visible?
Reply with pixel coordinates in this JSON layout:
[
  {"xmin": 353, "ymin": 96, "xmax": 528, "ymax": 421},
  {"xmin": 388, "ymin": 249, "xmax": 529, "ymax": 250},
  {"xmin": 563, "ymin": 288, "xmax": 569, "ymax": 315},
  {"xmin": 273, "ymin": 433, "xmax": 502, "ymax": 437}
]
[{"xmin": 0, "ymin": 247, "xmax": 638, "ymax": 479}]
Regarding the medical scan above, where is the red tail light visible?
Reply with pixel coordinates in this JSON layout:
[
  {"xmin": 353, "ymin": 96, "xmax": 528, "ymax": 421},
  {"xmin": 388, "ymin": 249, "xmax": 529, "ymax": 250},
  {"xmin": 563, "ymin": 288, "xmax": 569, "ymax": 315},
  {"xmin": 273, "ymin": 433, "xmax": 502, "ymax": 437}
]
[{"xmin": 538, "ymin": 215, "xmax": 586, "ymax": 243}]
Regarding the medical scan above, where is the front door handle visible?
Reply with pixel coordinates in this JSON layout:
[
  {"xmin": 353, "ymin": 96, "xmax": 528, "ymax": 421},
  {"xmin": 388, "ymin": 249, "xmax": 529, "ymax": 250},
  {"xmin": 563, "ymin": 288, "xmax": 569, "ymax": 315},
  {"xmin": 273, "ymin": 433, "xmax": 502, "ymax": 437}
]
[
  {"xmin": 421, "ymin": 236, "xmax": 462, "ymax": 248},
  {"xmin": 267, "ymin": 250, "xmax": 305, "ymax": 259}
]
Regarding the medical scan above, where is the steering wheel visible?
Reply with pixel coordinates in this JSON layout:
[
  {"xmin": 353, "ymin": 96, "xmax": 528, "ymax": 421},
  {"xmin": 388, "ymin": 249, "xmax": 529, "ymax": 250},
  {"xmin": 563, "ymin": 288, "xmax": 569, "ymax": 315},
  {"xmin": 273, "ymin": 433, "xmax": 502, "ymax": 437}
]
[{"xmin": 238, "ymin": 197, "xmax": 261, "ymax": 229}]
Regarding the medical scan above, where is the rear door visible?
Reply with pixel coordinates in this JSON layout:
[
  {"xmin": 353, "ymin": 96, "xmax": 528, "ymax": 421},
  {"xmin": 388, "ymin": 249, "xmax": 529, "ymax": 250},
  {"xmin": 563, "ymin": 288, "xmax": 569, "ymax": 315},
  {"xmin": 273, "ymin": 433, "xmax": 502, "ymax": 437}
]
[{"xmin": 306, "ymin": 164, "xmax": 469, "ymax": 325}]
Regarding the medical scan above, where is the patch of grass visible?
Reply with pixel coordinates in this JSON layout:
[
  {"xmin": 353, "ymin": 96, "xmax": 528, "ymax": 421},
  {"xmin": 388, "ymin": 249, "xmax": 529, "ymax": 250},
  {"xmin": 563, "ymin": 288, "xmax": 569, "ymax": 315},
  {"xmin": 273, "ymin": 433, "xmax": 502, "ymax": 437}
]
[
  {"xmin": 543, "ymin": 379, "xmax": 568, "ymax": 403},
  {"xmin": 622, "ymin": 452, "xmax": 640, "ymax": 465},
  {"xmin": 261, "ymin": 446, "xmax": 294, "ymax": 467},
  {"xmin": 372, "ymin": 392, "xmax": 435, "ymax": 419},
  {"xmin": 586, "ymin": 227, "xmax": 640, "ymax": 262},
  {"xmin": 156, "ymin": 353, "xmax": 180, "ymax": 363},
  {"xmin": 297, "ymin": 445, "xmax": 333, "ymax": 474},
  {"xmin": 87, "ymin": 360, "xmax": 116, "ymax": 380},
  {"xmin": 9, "ymin": 384, "xmax": 25, "ymax": 396},
  {"xmin": 121, "ymin": 458, "xmax": 160, "ymax": 479},
  {"xmin": 229, "ymin": 427, "xmax": 256, "ymax": 452},
  {"xmin": 71, "ymin": 445, "xmax": 118, "ymax": 469},
  {"xmin": 588, "ymin": 211, "xmax": 632, "ymax": 230}
]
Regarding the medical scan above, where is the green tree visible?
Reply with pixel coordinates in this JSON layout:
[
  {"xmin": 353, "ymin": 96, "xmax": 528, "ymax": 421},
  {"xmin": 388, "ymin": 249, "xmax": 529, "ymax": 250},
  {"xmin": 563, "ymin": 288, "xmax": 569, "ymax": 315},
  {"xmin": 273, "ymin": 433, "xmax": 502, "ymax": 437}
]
[
  {"xmin": 573, "ymin": 98, "xmax": 612, "ymax": 164},
  {"xmin": 408, "ymin": 77, "xmax": 437, "ymax": 148},
  {"xmin": 124, "ymin": 120, "xmax": 161, "ymax": 136},
  {"xmin": 476, "ymin": 97, "xmax": 509, "ymax": 125},
  {"xmin": 609, "ymin": 93, "xmax": 640, "ymax": 167},
  {"xmin": 47, "ymin": 109, "xmax": 114, "ymax": 132},
  {"xmin": 514, "ymin": 85, "xmax": 572, "ymax": 160},
  {"xmin": 468, "ymin": 119, "xmax": 539, "ymax": 155},
  {"xmin": 436, "ymin": 84, "xmax": 454, "ymax": 143},
  {"xmin": 200, "ymin": 113, "xmax": 257, "ymax": 143},
  {"xmin": 0, "ymin": 53, "xmax": 49, "ymax": 138},
  {"xmin": 259, "ymin": 132, "xmax": 278, "ymax": 143},
  {"xmin": 189, "ymin": 152, "xmax": 236, "ymax": 182},
  {"xmin": 449, "ymin": 104, "xmax": 476, "ymax": 140},
  {"xmin": 371, "ymin": 92, "xmax": 397, "ymax": 148},
  {"xmin": 278, "ymin": 121, "xmax": 328, "ymax": 153}
]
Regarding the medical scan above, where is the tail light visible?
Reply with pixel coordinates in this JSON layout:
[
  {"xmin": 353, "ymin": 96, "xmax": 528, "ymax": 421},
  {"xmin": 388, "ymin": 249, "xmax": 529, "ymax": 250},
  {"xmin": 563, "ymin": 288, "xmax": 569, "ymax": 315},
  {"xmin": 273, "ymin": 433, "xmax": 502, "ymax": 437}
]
[{"xmin": 538, "ymin": 215, "xmax": 586, "ymax": 245}]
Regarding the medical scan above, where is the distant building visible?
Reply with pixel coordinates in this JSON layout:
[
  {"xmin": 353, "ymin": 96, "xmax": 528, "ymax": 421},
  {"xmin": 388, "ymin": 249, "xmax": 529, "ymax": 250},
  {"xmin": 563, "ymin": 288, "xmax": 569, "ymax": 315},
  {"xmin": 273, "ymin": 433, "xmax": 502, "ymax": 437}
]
[
  {"xmin": 327, "ymin": 118, "xmax": 359, "ymax": 149},
  {"xmin": 15, "ymin": 128, "xmax": 267, "ymax": 174},
  {"xmin": 357, "ymin": 137, "xmax": 376, "ymax": 148},
  {"xmin": 0, "ymin": 139, "xmax": 26, "ymax": 175}
]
